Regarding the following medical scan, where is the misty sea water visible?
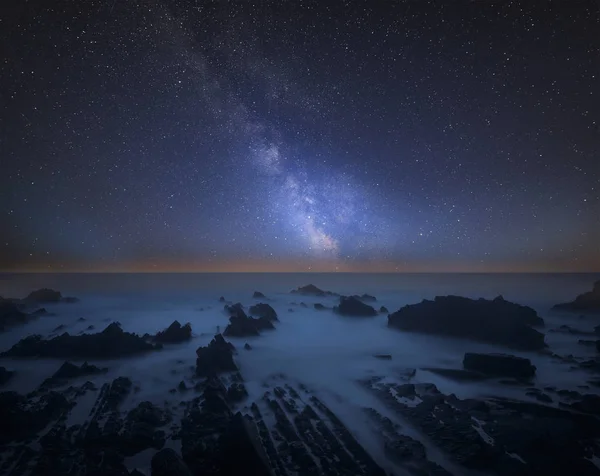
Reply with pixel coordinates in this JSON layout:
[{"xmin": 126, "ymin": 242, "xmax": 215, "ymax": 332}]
[{"xmin": 1, "ymin": 272, "xmax": 599, "ymax": 474}]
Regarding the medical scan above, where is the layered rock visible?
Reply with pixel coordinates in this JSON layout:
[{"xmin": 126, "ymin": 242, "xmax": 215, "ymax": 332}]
[
  {"xmin": 41, "ymin": 361, "xmax": 108, "ymax": 388},
  {"xmin": 553, "ymin": 280, "xmax": 600, "ymax": 312},
  {"xmin": 0, "ymin": 322, "xmax": 160, "ymax": 359},
  {"xmin": 334, "ymin": 296, "xmax": 377, "ymax": 317},
  {"xmin": 463, "ymin": 352, "xmax": 536, "ymax": 379},
  {"xmin": 388, "ymin": 295, "xmax": 546, "ymax": 350}
]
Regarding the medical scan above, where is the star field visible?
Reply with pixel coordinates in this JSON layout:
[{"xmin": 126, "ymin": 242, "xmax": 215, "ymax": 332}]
[{"xmin": 1, "ymin": 1, "xmax": 599, "ymax": 272}]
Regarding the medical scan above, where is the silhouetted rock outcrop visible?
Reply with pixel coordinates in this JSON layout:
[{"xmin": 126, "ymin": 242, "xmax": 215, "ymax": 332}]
[
  {"xmin": 253, "ymin": 291, "xmax": 266, "ymax": 299},
  {"xmin": 195, "ymin": 334, "xmax": 238, "ymax": 376},
  {"xmin": 379, "ymin": 306, "xmax": 389, "ymax": 314},
  {"xmin": 314, "ymin": 303, "xmax": 328, "ymax": 310},
  {"xmin": 153, "ymin": 320, "xmax": 192, "ymax": 343},
  {"xmin": 0, "ymin": 299, "xmax": 28, "ymax": 331},
  {"xmin": 41, "ymin": 361, "xmax": 107, "ymax": 388},
  {"xmin": 219, "ymin": 296, "xmax": 225, "ymax": 302},
  {"xmin": 224, "ymin": 313, "xmax": 274, "ymax": 337},
  {"xmin": 463, "ymin": 352, "xmax": 536, "ymax": 379},
  {"xmin": 25, "ymin": 288, "xmax": 79, "ymax": 303},
  {"xmin": 334, "ymin": 296, "xmax": 377, "ymax": 317},
  {"xmin": 248, "ymin": 303, "xmax": 278, "ymax": 321},
  {"xmin": 0, "ymin": 322, "xmax": 160, "ymax": 359},
  {"xmin": 244, "ymin": 343, "xmax": 252, "ymax": 350},
  {"xmin": 0, "ymin": 366, "xmax": 14, "ymax": 386},
  {"xmin": 353, "ymin": 293, "xmax": 377, "ymax": 302},
  {"xmin": 291, "ymin": 284, "xmax": 339, "ymax": 296},
  {"xmin": 387, "ymin": 295, "xmax": 546, "ymax": 350},
  {"xmin": 224, "ymin": 302, "xmax": 246, "ymax": 317},
  {"xmin": 553, "ymin": 280, "xmax": 600, "ymax": 312}
]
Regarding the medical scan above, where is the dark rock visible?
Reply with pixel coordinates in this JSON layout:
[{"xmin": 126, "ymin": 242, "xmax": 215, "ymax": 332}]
[
  {"xmin": 152, "ymin": 448, "xmax": 193, "ymax": 476},
  {"xmin": 62, "ymin": 296, "xmax": 79, "ymax": 303},
  {"xmin": 334, "ymin": 296, "xmax": 377, "ymax": 317},
  {"xmin": 553, "ymin": 280, "xmax": 600, "ymax": 312},
  {"xmin": 526, "ymin": 390, "xmax": 553, "ymax": 403},
  {"xmin": 379, "ymin": 306, "xmax": 389, "ymax": 314},
  {"xmin": 0, "ymin": 366, "xmax": 14, "ymax": 385},
  {"xmin": 374, "ymin": 354, "xmax": 392, "ymax": 360},
  {"xmin": 178, "ymin": 380, "xmax": 188, "ymax": 392},
  {"xmin": 299, "ymin": 302, "xmax": 308, "ymax": 307},
  {"xmin": 52, "ymin": 324, "xmax": 67, "ymax": 332},
  {"xmin": 32, "ymin": 307, "xmax": 48, "ymax": 315},
  {"xmin": 0, "ymin": 390, "xmax": 71, "ymax": 444},
  {"xmin": 567, "ymin": 394, "xmax": 600, "ymax": 414},
  {"xmin": 41, "ymin": 361, "xmax": 107, "ymax": 388},
  {"xmin": 219, "ymin": 296, "xmax": 225, "ymax": 302},
  {"xmin": 77, "ymin": 317, "xmax": 86, "ymax": 322},
  {"xmin": 463, "ymin": 352, "xmax": 536, "ymax": 379},
  {"xmin": 313, "ymin": 303, "xmax": 328, "ymax": 310},
  {"xmin": 288, "ymin": 308, "xmax": 294, "ymax": 312},
  {"xmin": 352, "ymin": 293, "xmax": 376, "ymax": 302},
  {"xmin": 25, "ymin": 288, "xmax": 62, "ymax": 302},
  {"xmin": 549, "ymin": 324, "xmax": 594, "ymax": 336},
  {"xmin": 252, "ymin": 291, "xmax": 266, "ymax": 299},
  {"xmin": 153, "ymin": 320, "xmax": 192, "ymax": 344},
  {"xmin": 224, "ymin": 312, "xmax": 274, "ymax": 337},
  {"xmin": 121, "ymin": 401, "xmax": 169, "ymax": 456},
  {"xmin": 244, "ymin": 343, "xmax": 252, "ymax": 350},
  {"xmin": 388, "ymin": 295, "xmax": 546, "ymax": 350},
  {"xmin": 227, "ymin": 382, "xmax": 249, "ymax": 402},
  {"xmin": 224, "ymin": 302, "xmax": 246, "ymax": 317},
  {"xmin": 578, "ymin": 339, "xmax": 598, "ymax": 347},
  {"xmin": 290, "ymin": 284, "xmax": 338, "ymax": 296},
  {"xmin": 0, "ymin": 322, "xmax": 160, "ymax": 359},
  {"xmin": 248, "ymin": 303, "xmax": 278, "ymax": 321},
  {"xmin": 195, "ymin": 334, "xmax": 238, "ymax": 376},
  {"xmin": 421, "ymin": 367, "xmax": 490, "ymax": 381},
  {"xmin": 86, "ymin": 324, "xmax": 95, "ymax": 330}
]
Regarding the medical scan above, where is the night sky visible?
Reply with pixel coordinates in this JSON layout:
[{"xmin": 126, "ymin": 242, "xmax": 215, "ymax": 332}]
[{"xmin": 1, "ymin": 1, "xmax": 599, "ymax": 272}]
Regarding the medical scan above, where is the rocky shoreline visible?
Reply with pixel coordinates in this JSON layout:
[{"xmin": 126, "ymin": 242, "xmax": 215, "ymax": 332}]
[{"xmin": 1, "ymin": 283, "xmax": 600, "ymax": 475}]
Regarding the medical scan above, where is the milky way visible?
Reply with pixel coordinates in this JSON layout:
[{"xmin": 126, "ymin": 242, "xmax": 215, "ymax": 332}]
[{"xmin": 1, "ymin": 1, "xmax": 598, "ymax": 271}]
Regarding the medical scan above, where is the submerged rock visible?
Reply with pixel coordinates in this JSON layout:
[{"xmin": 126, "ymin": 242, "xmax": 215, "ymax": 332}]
[
  {"xmin": 244, "ymin": 343, "xmax": 252, "ymax": 350},
  {"xmin": 388, "ymin": 295, "xmax": 546, "ymax": 350},
  {"xmin": 290, "ymin": 284, "xmax": 338, "ymax": 296},
  {"xmin": 314, "ymin": 303, "xmax": 328, "ymax": 310},
  {"xmin": 374, "ymin": 354, "xmax": 392, "ymax": 360},
  {"xmin": 153, "ymin": 320, "xmax": 192, "ymax": 343},
  {"xmin": 248, "ymin": 303, "xmax": 278, "ymax": 321},
  {"xmin": 195, "ymin": 334, "xmax": 238, "ymax": 376},
  {"xmin": 463, "ymin": 352, "xmax": 536, "ymax": 379},
  {"xmin": 553, "ymin": 280, "xmax": 600, "ymax": 312},
  {"xmin": 0, "ymin": 322, "xmax": 160, "ymax": 359},
  {"xmin": 334, "ymin": 296, "xmax": 377, "ymax": 317}
]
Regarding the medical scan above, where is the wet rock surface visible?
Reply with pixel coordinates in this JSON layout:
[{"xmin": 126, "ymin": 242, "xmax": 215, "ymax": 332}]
[
  {"xmin": 362, "ymin": 377, "xmax": 600, "ymax": 475},
  {"xmin": 0, "ymin": 322, "xmax": 161, "ymax": 359},
  {"xmin": 553, "ymin": 280, "xmax": 600, "ymax": 312},
  {"xmin": 334, "ymin": 296, "xmax": 377, "ymax": 317},
  {"xmin": 388, "ymin": 295, "xmax": 546, "ymax": 350}
]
